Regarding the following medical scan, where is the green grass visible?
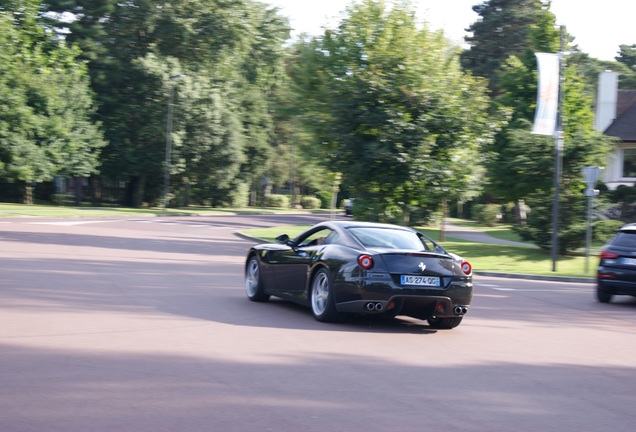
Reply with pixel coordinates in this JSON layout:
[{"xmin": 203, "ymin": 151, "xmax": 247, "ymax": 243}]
[
  {"xmin": 241, "ymin": 223, "xmax": 598, "ymax": 278},
  {"xmin": 447, "ymin": 217, "xmax": 605, "ymax": 249},
  {"xmin": 244, "ymin": 225, "xmax": 311, "ymax": 241},
  {"xmin": 439, "ymin": 239, "xmax": 596, "ymax": 277},
  {"xmin": 446, "ymin": 218, "xmax": 526, "ymax": 242}
]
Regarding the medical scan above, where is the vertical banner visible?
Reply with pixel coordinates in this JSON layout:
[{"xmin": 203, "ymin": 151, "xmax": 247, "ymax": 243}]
[{"xmin": 532, "ymin": 53, "xmax": 560, "ymax": 136}]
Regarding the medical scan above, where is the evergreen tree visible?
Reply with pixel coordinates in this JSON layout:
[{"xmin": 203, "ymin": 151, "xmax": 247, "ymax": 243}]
[
  {"xmin": 616, "ymin": 44, "xmax": 636, "ymax": 88},
  {"xmin": 461, "ymin": 0, "xmax": 559, "ymax": 96}
]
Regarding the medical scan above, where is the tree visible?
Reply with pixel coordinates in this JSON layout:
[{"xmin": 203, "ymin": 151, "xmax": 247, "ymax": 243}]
[
  {"xmin": 289, "ymin": 0, "xmax": 497, "ymax": 224},
  {"xmin": 490, "ymin": 46, "xmax": 614, "ymax": 252},
  {"xmin": 461, "ymin": 0, "xmax": 559, "ymax": 96},
  {"xmin": 43, "ymin": 0, "xmax": 290, "ymax": 207},
  {"xmin": 0, "ymin": 0, "xmax": 105, "ymax": 204},
  {"xmin": 616, "ymin": 44, "xmax": 636, "ymax": 69},
  {"xmin": 170, "ymin": 73, "xmax": 246, "ymax": 207},
  {"xmin": 460, "ymin": 0, "xmax": 617, "ymax": 252},
  {"xmin": 616, "ymin": 44, "xmax": 636, "ymax": 88},
  {"xmin": 517, "ymin": 64, "xmax": 615, "ymax": 252}
]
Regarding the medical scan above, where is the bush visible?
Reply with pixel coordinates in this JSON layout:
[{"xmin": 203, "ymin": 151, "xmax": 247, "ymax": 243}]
[
  {"xmin": 514, "ymin": 188, "xmax": 589, "ymax": 254},
  {"xmin": 559, "ymin": 222, "xmax": 587, "ymax": 251},
  {"xmin": 593, "ymin": 219, "xmax": 624, "ymax": 243},
  {"xmin": 610, "ymin": 184, "xmax": 636, "ymax": 202},
  {"xmin": 229, "ymin": 182, "xmax": 249, "ymax": 208},
  {"xmin": 316, "ymin": 191, "xmax": 332, "ymax": 209},
  {"xmin": 264, "ymin": 194, "xmax": 290, "ymax": 208},
  {"xmin": 472, "ymin": 204, "xmax": 501, "ymax": 226},
  {"xmin": 300, "ymin": 196, "xmax": 321, "ymax": 209},
  {"xmin": 345, "ymin": 196, "xmax": 378, "ymax": 222},
  {"xmin": 52, "ymin": 194, "xmax": 74, "ymax": 206},
  {"xmin": 501, "ymin": 202, "xmax": 517, "ymax": 223}
]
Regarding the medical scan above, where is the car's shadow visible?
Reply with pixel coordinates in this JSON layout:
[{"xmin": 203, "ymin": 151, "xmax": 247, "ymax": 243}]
[
  {"xmin": 224, "ymin": 297, "xmax": 440, "ymax": 334},
  {"xmin": 198, "ymin": 297, "xmax": 438, "ymax": 334}
]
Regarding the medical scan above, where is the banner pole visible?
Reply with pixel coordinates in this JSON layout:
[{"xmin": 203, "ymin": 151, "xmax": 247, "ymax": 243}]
[{"xmin": 550, "ymin": 26, "xmax": 566, "ymax": 272}]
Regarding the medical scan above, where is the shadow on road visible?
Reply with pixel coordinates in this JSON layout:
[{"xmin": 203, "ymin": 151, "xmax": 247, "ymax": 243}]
[{"xmin": 1, "ymin": 339, "xmax": 634, "ymax": 432}]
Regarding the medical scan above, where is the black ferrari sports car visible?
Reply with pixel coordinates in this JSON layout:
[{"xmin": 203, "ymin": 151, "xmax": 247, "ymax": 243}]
[{"xmin": 244, "ymin": 221, "xmax": 473, "ymax": 329}]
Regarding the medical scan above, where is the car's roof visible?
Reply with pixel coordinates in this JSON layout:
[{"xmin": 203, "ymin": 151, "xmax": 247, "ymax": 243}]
[
  {"xmin": 277, "ymin": 220, "xmax": 434, "ymax": 251},
  {"xmin": 317, "ymin": 220, "xmax": 415, "ymax": 231},
  {"xmin": 620, "ymin": 223, "xmax": 636, "ymax": 232}
]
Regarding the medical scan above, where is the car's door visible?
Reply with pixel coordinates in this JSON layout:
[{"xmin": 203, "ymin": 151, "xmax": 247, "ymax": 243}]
[{"xmin": 270, "ymin": 228, "xmax": 334, "ymax": 298}]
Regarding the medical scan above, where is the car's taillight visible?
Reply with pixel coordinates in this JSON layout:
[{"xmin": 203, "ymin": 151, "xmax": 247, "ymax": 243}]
[
  {"xmin": 600, "ymin": 250, "xmax": 619, "ymax": 259},
  {"xmin": 358, "ymin": 255, "xmax": 374, "ymax": 270},
  {"xmin": 461, "ymin": 261, "xmax": 472, "ymax": 275}
]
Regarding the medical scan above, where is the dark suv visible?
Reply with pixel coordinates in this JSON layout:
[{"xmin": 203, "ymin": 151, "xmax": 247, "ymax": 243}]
[{"xmin": 597, "ymin": 223, "xmax": 636, "ymax": 303}]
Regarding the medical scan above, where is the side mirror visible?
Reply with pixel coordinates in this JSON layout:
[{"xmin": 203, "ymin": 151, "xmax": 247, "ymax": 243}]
[{"xmin": 275, "ymin": 234, "xmax": 290, "ymax": 244}]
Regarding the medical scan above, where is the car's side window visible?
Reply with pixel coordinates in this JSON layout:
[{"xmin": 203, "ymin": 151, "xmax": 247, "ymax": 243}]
[
  {"xmin": 322, "ymin": 231, "xmax": 339, "ymax": 245},
  {"xmin": 298, "ymin": 228, "xmax": 333, "ymax": 247},
  {"xmin": 418, "ymin": 234, "xmax": 434, "ymax": 251}
]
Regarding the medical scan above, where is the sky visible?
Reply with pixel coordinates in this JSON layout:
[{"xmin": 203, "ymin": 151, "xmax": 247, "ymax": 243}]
[{"xmin": 263, "ymin": 0, "xmax": 635, "ymax": 61}]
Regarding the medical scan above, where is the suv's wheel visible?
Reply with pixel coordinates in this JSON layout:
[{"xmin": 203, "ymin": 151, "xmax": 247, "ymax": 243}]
[{"xmin": 596, "ymin": 285, "xmax": 612, "ymax": 303}]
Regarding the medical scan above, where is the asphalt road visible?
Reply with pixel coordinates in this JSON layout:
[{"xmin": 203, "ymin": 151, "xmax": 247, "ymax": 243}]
[{"xmin": 1, "ymin": 214, "xmax": 635, "ymax": 432}]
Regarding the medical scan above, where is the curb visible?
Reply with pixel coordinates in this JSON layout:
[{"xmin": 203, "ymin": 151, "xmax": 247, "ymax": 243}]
[{"xmin": 474, "ymin": 271, "xmax": 594, "ymax": 283}]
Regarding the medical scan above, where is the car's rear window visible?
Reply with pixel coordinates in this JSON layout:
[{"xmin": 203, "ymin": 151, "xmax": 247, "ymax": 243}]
[
  {"xmin": 612, "ymin": 231, "xmax": 636, "ymax": 247},
  {"xmin": 347, "ymin": 227, "xmax": 431, "ymax": 251}
]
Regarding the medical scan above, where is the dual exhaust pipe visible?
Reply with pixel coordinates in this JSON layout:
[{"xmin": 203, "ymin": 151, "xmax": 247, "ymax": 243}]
[{"xmin": 454, "ymin": 306, "xmax": 469, "ymax": 315}]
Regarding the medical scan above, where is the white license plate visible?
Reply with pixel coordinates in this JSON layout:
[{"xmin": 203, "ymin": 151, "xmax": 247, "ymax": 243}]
[
  {"xmin": 400, "ymin": 275, "xmax": 440, "ymax": 287},
  {"xmin": 621, "ymin": 257, "xmax": 636, "ymax": 266}
]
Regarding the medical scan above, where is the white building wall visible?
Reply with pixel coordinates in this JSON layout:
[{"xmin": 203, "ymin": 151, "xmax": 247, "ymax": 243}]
[
  {"xmin": 595, "ymin": 71, "xmax": 624, "ymax": 188},
  {"xmin": 595, "ymin": 71, "xmax": 618, "ymax": 132}
]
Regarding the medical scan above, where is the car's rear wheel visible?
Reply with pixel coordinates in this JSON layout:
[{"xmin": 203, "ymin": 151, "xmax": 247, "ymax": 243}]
[
  {"xmin": 427, "ymin": 316, "xmax": 463, "ymax": 329},
  {"xmin": 245, "ymin": 256, "xmax": 269, "ymax": 302},
  {"xmin": 311, "ymin": 268, "xmax": 343, "ymax": 322},
  {"xmin": 596, "ymin": 286, "xmax": 613, "ymax": 303}
]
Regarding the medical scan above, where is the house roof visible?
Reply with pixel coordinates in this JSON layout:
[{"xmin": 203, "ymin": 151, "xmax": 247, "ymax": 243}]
[{"xmin": 605, "ymin": 90, "xmax": 636, "ymax": 141}]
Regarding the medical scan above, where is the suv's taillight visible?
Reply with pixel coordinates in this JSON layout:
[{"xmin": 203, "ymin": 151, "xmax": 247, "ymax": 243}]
[{"xmin": 600, "ymin": 250, "xmax": 619, "ymax": 260}]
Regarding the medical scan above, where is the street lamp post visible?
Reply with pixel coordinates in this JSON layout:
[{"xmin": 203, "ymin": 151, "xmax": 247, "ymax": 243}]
[{"xmin": 163, "ymin": 74, "xmax": 184, "ymax": 208}]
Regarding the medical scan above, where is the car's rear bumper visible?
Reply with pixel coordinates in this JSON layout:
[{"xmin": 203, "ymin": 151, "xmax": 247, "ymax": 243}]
[
  {"xmin": 336, "ymin": 295, "xmax": 469, "ymax": 318},
  {"xmin": 597, "ymin": 278, "xmax": 636, "ymax": 295},
  {"xmin": 597, "ymin": 264, "xmax": 636, "ymax": 295},
  {"xmin": 334, "ymin": 276, "xmax": 473, "ymax": 319}
]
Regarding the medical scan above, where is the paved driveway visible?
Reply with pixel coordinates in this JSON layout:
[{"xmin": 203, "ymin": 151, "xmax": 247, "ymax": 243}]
[
  {"xmin": 444, "ymin": 220, "xmax": 536, "ymax": 247},
  {"xmin": 1, "ymin": 214, "xmax": 633, "ymax": 432}
]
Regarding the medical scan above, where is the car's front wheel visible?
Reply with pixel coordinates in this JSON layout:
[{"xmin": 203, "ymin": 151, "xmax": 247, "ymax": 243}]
[
  {"xmin": 596, "ymin": 285, "xmax": 613, "ymax": 303},
  {"xmin": 245, "ymin": 256, "xmax": 269, "ymax": 302},
  {"xmin": 427, "ymin": 316, "xmax": 463, "ymax": 329},
  {"xmin": 311, "ymin": 268, "xmax": 343, "ymax": 322}
]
